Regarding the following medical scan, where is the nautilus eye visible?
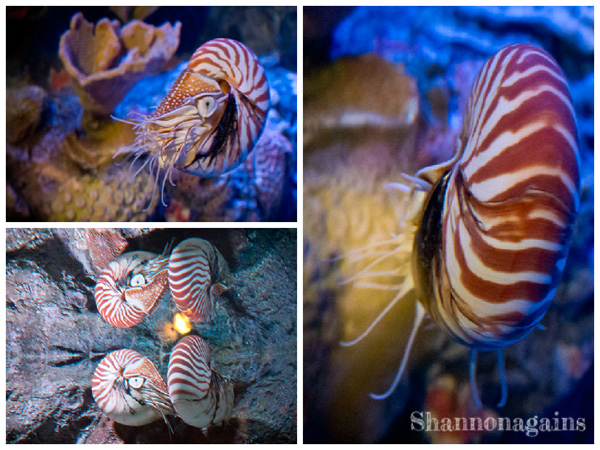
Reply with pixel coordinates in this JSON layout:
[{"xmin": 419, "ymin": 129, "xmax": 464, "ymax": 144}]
[
  {"xmin": 197, "ymin": 96, "xmax": 217, "ymax": 118},
  {"xmin": 92, "ymin": 349, "xmax": 175, "ymax": 427},
  {"xmin": 130, "ymin": 273, "xmax": 146, "ymax": 287},
  {"xmin": 168, "ymin": 238, "xmax": 229, "ymax": 322},
  {"xmin": 128, "ymin": 376, "xmax": 144, "ymax": 389},
  {"xmin": 114, "ymin": 38, "xmax": 270, "ymax": 207},
  {"xmin": 95, "ymin": 250, "xmax": 170, "ymax": 328},
  {"xmin": 167, "ymin": 335, "xmax": 234, "ymax": 429}
]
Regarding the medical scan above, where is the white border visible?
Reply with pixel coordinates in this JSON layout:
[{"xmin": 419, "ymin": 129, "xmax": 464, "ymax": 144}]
[{"xmin": 3, "ymin": 1, "xmax": 598, "ymax": 447}]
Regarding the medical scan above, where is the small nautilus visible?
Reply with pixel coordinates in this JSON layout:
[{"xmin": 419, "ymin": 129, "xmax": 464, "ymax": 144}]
[
  {"xmin": 343, "ymin": 44, "xmax": 580, "ymax": 407},
  {"xmin": 115, "ymin": 38, "xmax": 270, "ymax": 206},
  {"xmin": 167, "ymin": 335, "xmax": 234, "ymax": 429},
  {"xmin": 95, "ymin": 250, "xmax": 170, "ymax": 328},
  {"xmin": 92, "ymin": 349, "xmax": 175, "ymax": 427},
  {"xmin": 168, "ymin": 238, "xmax": 229, "ymax": 322}
]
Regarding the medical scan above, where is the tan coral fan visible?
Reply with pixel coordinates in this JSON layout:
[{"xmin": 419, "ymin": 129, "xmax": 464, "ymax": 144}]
[{"xmin": 59, "ymin": 12, "xmax": 181, "ymax": 116}]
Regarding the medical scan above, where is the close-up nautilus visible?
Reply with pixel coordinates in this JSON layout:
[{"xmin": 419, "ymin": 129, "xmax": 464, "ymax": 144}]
[
  {"xmin": 92, "ymin": 349, "xmax": 175, "ymax": 427},
  {"xmin": 116, "ymin": 38, "xmax": 271, "ymax": 206},
  {"xmin": 94, "ymin": 250, "xmax": 170, "ymax": 328},
  {"xmin": 342, "ymin": 43, "xmax": 580, "ymax": 406},
  {"xmin": 303, "ymin": 5, "xmax": 592, "ymax": 445},
  {"xmin": 167, "ymin": 335, "xmax": 234, "ymax": 429},
  {"xmin": 168, "ymin": 238, "xmax": 229, "ymax": 322}
]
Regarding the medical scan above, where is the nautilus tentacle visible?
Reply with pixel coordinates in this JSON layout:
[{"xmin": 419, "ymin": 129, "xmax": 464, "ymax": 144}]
[
  {"xmin": 114, "ymin": 38, "xmax": 270, "ymax": 206},
  {"xmin": 92, "ymin": 349, "xmax": 175, "ymax": 427},
  {"xmin": 168, "ymin": 238, "xmax": 229, "ymax": 322},
  {"xmin": 95, "ymin": 250, "xmax": 170, "ymax": 328},
  {"xmin": 167, "ymin": 335, "xmax": 234, "ymax": 429}
]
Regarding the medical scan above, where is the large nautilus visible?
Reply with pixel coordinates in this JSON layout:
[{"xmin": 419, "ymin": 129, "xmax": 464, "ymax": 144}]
[
  {"xmin": 95, "ymin": 250, "xmax": 170, "ymax": 328},
  {"xmin": 168, "ymin": 238, "xmax": 229, "ymax": 322},
  {"xmin": 92, "ymin": 349, "xmax": 175, "ymax": 427},
  {"xmin": 115, "ymin": 38, "xmax": 270, "ymax": 206},
  {"xmin": 167, "ymin": 335, "xmax": 234, "ymax": 429},
  {"xmin": 344, "ymin": 44, "xmax": 580, "ymax": 407}
]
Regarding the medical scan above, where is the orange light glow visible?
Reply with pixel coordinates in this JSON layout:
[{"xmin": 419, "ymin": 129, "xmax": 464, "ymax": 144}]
[{"xmin": 173, "ymin": 312, "xmax": 192, "ymax": 335}]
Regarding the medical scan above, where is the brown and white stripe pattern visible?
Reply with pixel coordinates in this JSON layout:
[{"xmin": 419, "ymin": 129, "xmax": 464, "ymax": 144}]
[
  {"xmin": 186, "ymin": 38, "xmax": 270, "ymax": 175},
  {"xmin": 95, "ymin": 251, "xmax": 169, "ymax": 328},
  {"xmin": 92, "ymin": 349, "xmax": 174, "ymax": 426},
  {"xmin": 417, "ymin": 44, "xmax": 580, "ymax": 349},
  {"xmin": 167, "ymin": 335, "xmax": 233, "ymax": 429},
  {"xmin": 168, "ymin": 238, "xmax": 229, "ymax": 322},
  {"xmin": 114, "ymin": 38, "xmax": 269, "ymax": 207}
]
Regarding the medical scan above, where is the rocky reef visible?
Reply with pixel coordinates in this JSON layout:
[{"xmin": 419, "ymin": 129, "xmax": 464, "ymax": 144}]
[
  {"xmin": 303, "ymin": 6, "xmax": 593, "ymax": 444},
  {"xmin": 6, "ymin": 228, "xmax": 297, "ymax": 443}
]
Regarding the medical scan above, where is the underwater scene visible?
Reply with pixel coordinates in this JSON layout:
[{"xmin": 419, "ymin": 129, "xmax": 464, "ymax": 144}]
[
  {"xmin": 6, "ymin": 6, "xmax": 297, "ymax": 222},
  {"xmin": 303, "ymin": 6, "xmax": 593, "ymax": 444},
  {"xmin": 7, "ymin": 228, "xmax": 297, "ymax": 443}
]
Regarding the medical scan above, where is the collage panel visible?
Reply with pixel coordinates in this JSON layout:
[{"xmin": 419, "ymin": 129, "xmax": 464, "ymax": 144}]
[
  {"xmin": 303, "ymin": 5, "xmax": 593, "ymax": 444},
  {"xmin": 6, "ymin": 228, "xmax": 297, "ymax": 443},
  {"xmin": 7, "ymin": 6, "xmax": 297, "ymax": 222}
]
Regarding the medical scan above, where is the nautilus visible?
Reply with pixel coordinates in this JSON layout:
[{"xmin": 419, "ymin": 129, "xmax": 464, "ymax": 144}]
[
  {"xmin": 92, "ymin": 349, "xmax": 175, "ymax": 427},
  {"xmin": 168, "ymin": 238, "xmax": 229, "ymax": 322},
  {"xmin": 115, "ymin": 38, "xmax": 270, "ymax": 206},
  {"xmin": 95, "ymin": 250, "xmax": 170, "ymax": 328},
  {"xmin": 167, "ymin": 335, "xmax": 234, "ymax": 429},
  {"xmin": 343, "ymin": 44, "xmax": 580, "ymax": 407}
]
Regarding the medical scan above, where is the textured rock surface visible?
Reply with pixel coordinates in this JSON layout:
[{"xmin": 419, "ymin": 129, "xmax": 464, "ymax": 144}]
[{"xmin": 6, "ymin": 228, "xmax": 297, "ymax": 443}]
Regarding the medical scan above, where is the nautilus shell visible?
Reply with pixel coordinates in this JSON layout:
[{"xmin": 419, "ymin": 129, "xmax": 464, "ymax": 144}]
[
  {"xmin": 92, "ymin": 349, "xmax": 175, "ymax": 426},
  {"xmin": 168, "ymin": 238, "xmax": 229, "ymax": 322},
  {"xmin": 95, "ymin": 250, "xmax": 170, "ymax": 328},
  {"xmin": 413, "ymin": 43, "xmax": 580, "ymax": 350},
  {"xmin": 167, "ymin": 335, "xmax": 234, "ymax": 429},
  {"xmin": 344, "ymin": 44, "xmax": 580, "ymax": 407},
  {"xmin": 115, "ymin": 38, "xmax": 270, "ymax": 206}
]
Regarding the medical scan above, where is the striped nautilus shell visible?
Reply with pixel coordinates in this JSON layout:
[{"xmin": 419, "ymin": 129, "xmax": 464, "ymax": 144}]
[
  {"xmin": 95, "ymin": 250, "xmax": 170, "ymax": 328},
  {"xmin": 168, "ymin": 238, "xmax": 229, "ymax": 322},
  {"xmin": 115, "ymin": 38, "xmax": 270, "ymax": 206},
  {"xmin": 167, "ymin": 335, "xmax": 234, "ymax": 429},
  {"xmin": 92, "ymin": 349, "xmax": 175, "ymax": 427},
  {"xmin": 343, "ymin": 44, "xmax": 580, "ymax": 407}
]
